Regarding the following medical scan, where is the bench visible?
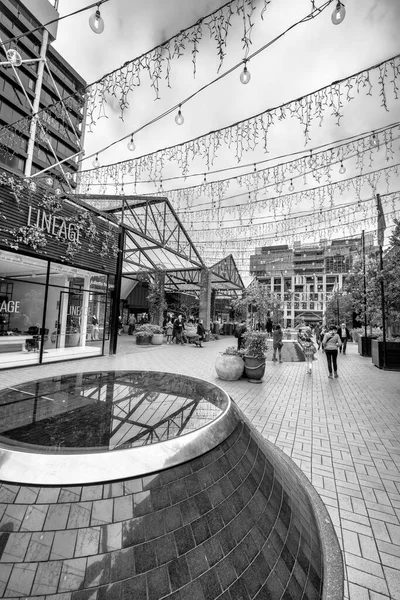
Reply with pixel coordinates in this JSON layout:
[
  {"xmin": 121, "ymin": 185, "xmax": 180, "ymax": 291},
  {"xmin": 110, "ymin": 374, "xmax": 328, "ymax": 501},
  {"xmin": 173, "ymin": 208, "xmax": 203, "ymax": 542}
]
[{"xmin": 0, "ymin": 336, "xmax": 34, "ymax": 353}]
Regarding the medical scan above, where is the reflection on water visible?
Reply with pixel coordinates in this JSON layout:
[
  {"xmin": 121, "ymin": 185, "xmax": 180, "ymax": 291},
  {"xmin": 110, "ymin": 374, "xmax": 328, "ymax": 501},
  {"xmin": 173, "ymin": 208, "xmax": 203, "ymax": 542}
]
[{"xmin": 0, "ymin": 371, "xmax": 227, "ymax": 452}]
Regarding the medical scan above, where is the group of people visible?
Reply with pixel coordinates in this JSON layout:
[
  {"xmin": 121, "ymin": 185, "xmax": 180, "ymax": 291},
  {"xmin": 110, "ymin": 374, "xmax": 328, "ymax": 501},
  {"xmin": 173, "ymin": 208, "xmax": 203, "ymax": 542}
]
[{"xmin": 163, "ymin": 314, "xmax": 206, "ymax": 347}]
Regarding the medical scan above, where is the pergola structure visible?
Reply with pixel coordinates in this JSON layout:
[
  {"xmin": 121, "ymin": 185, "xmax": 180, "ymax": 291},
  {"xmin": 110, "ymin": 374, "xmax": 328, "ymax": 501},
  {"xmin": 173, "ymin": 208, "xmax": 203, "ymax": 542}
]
[{"xmin": 84, "ymin": 194, "xmax": 244, "ymax": 297}]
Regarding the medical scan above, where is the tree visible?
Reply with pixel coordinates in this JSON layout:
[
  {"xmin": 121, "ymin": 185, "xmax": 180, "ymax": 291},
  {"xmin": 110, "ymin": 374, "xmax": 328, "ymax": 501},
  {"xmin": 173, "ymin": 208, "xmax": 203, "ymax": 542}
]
[
  {"xmin": 146, "ymin": 272, "xmax": 167, "ymax": 326},
  {"xmin": 325, "ymin": 290, "xmax": 354, "ymax": 326},
  {"xmin": 232, "ymin": 281, "xmax": 283, "ymax": 326}
]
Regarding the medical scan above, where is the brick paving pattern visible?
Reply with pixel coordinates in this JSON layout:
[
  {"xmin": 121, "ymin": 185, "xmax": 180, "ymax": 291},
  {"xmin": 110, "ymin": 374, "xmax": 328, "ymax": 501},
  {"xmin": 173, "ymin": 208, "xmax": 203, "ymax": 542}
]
[{"xmin": 0, "ymin": 335, "xmax": 399, "ymax": 599}]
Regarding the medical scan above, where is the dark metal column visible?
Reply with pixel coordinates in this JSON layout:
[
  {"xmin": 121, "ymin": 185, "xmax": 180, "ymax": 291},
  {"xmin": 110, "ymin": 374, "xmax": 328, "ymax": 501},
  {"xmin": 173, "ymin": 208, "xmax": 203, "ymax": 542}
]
[{"xmin": 110, "ymin": 227, "xmax": 125, "ymax": 355}]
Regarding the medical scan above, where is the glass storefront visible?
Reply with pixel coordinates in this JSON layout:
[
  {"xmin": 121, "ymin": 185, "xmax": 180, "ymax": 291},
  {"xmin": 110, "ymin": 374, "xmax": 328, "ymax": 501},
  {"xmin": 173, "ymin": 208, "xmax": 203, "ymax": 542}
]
[{"xmin": 0, "ymin": 249, "xmax": 112, "ymax": 369}]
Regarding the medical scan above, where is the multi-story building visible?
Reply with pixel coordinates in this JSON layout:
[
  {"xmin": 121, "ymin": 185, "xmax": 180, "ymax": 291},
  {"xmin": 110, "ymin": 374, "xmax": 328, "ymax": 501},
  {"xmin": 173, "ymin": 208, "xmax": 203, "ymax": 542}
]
[
  {"xmin": 0, "ymin": 0, "xmax": 86, "ymax": 188},
  {"xmin": 250, "ymin": 235, "xmax": 374, "ymax": 326}
]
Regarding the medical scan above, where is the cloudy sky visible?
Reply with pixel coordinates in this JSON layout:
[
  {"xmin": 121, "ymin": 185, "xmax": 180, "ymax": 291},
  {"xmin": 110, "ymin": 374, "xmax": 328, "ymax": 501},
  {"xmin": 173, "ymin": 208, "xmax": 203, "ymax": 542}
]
[{"xmin": 53, "ymin": 0, "xmax": 400, "ymax": 275}]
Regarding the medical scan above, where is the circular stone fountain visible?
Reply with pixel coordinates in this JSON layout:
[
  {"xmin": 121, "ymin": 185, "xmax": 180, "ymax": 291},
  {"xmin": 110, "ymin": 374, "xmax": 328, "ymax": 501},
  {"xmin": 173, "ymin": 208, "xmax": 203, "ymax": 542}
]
[{"xmin": 0, "ymin": 371, "xmax": 343, "ymax": 600}]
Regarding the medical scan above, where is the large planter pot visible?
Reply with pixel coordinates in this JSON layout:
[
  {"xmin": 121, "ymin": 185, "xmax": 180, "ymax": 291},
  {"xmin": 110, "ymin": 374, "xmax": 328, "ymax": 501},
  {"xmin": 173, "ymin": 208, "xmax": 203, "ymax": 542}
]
[
  {"xmin": 358, "ymin": 336, "xmax": 376, "ymax": 357},
  {"xmin": 371, "ymin": 339, "xmax": 400, "ymax": 370},
  {"xmin": 244, "ymin": 355, "xmax": 266, "ymax": 384},
  {"xmin": 151, "ymin": 333, "xmax": 163, "ymax": 345},
  {"xmin": 215, "ymin": 355, "xmax": 245, "ymax": 381},
  {"xmin": 65, "ymin": 332, "xmax": 80, "ymax": 347},
  {"xmin": 136, "ymin": 335, "xmax": 151, "ymax": 345}
]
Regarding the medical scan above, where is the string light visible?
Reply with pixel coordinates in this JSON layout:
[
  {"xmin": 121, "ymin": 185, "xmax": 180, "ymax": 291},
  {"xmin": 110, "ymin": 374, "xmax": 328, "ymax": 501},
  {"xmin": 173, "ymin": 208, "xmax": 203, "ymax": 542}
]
[
  {"xmin": 92, "ymin": 154, "xmax": 100, "ymax": 168},
  {"xmin": 6, "ymin": 48, "xmax": 22, "ymax": 67},
  {"xmin": 339, "ymin": 161, "xmax": 346, "ymax": 174},
  {"xmin": 45, "ymin": 176, "xmax": 53, "ymax": 187},
  {"xmin": 371, "ymin": 132, "xmax": 379, "ymax": 147},
  {"xmin": 239, "ymin": 61, "xmax": 251, "ymax": 85},
  {"xmin": 331, "ymin": 1, "xmax": 346, "ymax": 25},
  {"xmin": 175, "ymin": 105, "xmax": 184, "ymax": 126},
  {"xmin": 28, "ymin": 180, "xmax": 37, "ymax": 192},
  {"xmin": 288, "ymin": 179, "xmax": 295, "ymax": 192},
  {"xmin": 127, "ymin": 136, "xmax": 136, "ymax": 151},
  {"xmin": 55, "ymin": 188, "xmax": 62, "ymax": 196},
  {"xmin": 89, "ymin": 4, "xmax": 105, "ymax": 34}
]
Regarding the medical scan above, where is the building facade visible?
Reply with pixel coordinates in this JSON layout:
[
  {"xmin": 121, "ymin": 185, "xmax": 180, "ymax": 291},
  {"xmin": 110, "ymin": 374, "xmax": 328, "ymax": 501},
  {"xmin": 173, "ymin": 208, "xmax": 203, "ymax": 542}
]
[
  {"xmin": 0, "ymin": 0, "xmax": 86, "ymax": 188},
  {"xmin": 0, "ymin": 175, "xmax": 119, "ymax": 369},
  {"xmin": 250, "ymin": 235, "xmax": 374, "ymax": 327}
]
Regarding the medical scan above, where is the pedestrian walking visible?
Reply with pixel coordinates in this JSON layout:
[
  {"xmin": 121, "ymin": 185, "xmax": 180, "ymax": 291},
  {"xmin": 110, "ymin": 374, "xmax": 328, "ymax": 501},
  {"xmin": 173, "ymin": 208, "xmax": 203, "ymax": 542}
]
[
  {"xmin": 303, "ymin": 336, "xmax": 316, "ymax": 375},
  {"xmin": 322, "ymin": 324, "xmax": 342, "ymax": 378},
  {"xmin": 338, "ymin": 322, "xmax": 351, "ymax": 354},
  {"xmin": 272, "ymin": 324, "xmax": 283, "ymax": 363}
]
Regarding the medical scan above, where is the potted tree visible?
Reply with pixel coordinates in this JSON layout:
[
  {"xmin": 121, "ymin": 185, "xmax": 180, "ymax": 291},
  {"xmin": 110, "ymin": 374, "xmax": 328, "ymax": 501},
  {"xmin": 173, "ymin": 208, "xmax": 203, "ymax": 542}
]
[
  {"xmin": 242, "ymin": 331, "xmax": 269, "ymax": 383},
  {"xmin": 215, "ymin": 346, "xmax": 245, "ymax": 381}
]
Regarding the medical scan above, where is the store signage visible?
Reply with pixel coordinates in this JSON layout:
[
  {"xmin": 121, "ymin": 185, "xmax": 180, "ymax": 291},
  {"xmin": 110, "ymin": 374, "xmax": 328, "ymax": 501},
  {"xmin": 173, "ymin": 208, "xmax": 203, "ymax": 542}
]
[
  {"xmin": 27, "ymin": 206, "xmax": 81, "ymax": 243},
  {"xmin": 0, "ymin": 300, "xmax": 20, "ymax": 313}
]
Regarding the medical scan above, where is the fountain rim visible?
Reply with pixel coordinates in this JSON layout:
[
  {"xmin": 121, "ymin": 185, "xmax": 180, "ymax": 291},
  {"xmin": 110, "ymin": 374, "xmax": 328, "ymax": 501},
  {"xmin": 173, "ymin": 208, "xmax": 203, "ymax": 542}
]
[{"xmin": 0, "ymin": 370, "xmax": 237, "ymax": 486}]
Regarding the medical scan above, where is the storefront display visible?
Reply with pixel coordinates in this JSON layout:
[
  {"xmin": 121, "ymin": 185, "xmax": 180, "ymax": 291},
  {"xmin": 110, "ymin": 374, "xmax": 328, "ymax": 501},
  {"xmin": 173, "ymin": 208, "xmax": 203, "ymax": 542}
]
[{"xmin": 0, "ymin": 175, "xmax": 118, "ymax": 369}]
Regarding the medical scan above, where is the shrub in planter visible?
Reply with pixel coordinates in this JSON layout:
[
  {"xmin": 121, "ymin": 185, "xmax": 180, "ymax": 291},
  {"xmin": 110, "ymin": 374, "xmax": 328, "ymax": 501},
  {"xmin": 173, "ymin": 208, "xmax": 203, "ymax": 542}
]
[
  {"xmin": 150, "ymin": 325, "xmax": 164, "ymax": 345},
  {"xmin": 242, "ymin": 331, "xmax": 269, "ymax": 383},
  {"xmin": 215, "ymin": 346, "xmax": 245, "ymax": 381},
  {"xmin": 135, "ymin": 324, "xmax": 155, "ymax": 345}
]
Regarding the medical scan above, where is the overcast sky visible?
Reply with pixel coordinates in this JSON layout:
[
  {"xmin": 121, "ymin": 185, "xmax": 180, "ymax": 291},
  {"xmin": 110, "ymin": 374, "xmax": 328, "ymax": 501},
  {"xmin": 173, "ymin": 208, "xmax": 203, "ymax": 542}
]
[{"xmin": 53, "ymin": 0, "xmax": 400, "ymax": 275}]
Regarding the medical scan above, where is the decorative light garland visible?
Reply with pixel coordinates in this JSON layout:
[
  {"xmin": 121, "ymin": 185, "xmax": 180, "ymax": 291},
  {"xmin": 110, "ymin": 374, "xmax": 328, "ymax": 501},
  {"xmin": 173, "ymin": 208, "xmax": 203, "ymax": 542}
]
[
  {"xmin": 76, "ymin": 53, "xmax": 400, "ymax": 193},
  {"xmin": 0, "ymin": 0, "xmax": 272, "ymax": 149}
]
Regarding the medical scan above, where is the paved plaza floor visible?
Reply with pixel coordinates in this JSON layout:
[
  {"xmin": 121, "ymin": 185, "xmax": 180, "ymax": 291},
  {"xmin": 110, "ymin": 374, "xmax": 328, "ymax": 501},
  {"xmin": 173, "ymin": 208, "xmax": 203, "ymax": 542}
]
[{"xmin": 0, "ymin": 334, "xmax": 399, "ymax": 599}]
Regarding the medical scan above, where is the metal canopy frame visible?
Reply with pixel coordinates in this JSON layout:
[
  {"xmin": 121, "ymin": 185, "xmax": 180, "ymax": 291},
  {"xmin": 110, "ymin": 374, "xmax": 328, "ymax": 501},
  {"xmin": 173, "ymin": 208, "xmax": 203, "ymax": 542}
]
[{"xmin": 83, "ymin": 194, "xmax": 244, "ymax": 294}]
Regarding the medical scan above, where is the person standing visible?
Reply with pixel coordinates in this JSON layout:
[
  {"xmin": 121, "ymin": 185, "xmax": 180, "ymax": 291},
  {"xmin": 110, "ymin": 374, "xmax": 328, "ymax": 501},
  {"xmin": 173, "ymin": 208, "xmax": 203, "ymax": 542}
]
[
  {"xmin": 165, "ymin": 315, "xmax": 174, "ymax": 344},
  {"xmin": 237, "ymin": 319, "xmax": 247, "ymax": 351},
  {"xmin": 314, "ymin": 322, "xmax": 321, "ymax": 349},
  {"xmin": 272, "ymin": 324, "xmax": 283, "ymax": 363},
  {"xmin": 173, "ymin": 314, "xmax": 185, "ymax": 345},
  {"xmin": 322, "ymin": 324, "xmax": 342, "ymax": 378},
  {"xmin": 128, "ymin": 313, "xmax": 136, "ymax": 335},
  {"xmin": 194, "ymin": 319, "xmax": 206, "ymax": 347},
  {"xmin": 266, "ymin": 318, "xmax": 273, "ymax": 337},
  {"xmin": 338, "ymin": 322, "xmax": 351, "ymax": 354},
  {"xmin": 117, "ymin": 316, "xmax": 123, "ymax": 336},
  {"xmin": 91, "ymin": 314, "xmax": 99, "ymax": 340}
]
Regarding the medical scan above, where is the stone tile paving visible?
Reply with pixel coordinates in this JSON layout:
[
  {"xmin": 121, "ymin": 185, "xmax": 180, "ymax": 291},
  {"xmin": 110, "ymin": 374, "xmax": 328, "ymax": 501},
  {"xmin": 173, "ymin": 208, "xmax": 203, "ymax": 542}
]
[{"xmin": 0, "ymin": 334, "xmax": 399, "ymax": 599}]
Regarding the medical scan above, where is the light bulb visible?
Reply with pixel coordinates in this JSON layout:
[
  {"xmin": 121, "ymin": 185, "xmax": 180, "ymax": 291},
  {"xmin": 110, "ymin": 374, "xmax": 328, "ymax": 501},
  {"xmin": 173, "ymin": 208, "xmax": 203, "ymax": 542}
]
[
  {"xmin": 331, "ymin": 1, "xmax": 346, "ymax": 25},
  {"xmin": 240, "ymin": 64, "xmax": 251, "ymax": 85},
  {"xmin": 127, "ymin": 136, "xmax": 135, "ymax": 151},
  {"xmin": 339, "ymin": 162, "xmax": 346, "ymax": 174},
  {"xmin": 175, "ymin": 107, "xmax": 184, "ymax": 126},
  {"xmin": 45, "ymin": 176, "xmax": 53, "ymax": 187},
  {"xmin": 92, "ymin": 154, "xmax": 100, "ymax": 168},
  {"xmin": 289, "ymin": 180, "xmax": 295, "ymax": 192},
  {"xmin": 28, "ymin": 180, "xmax": 37, "ymax": 192},
  {"xmin": 55, "ymin": 188, "xmax": 62, "ymax": 196},
  {"xmin": 65, "ymin": 172, "xmax": 72, "ymax": 181},
  {"xmin": 371, "ymin": 133, "xmax": 378, "ymax": 147},
  {"xmin": 89, "ymin": 6, "xmax": 104, "ymax": 34},
  {"xmin": 6, "ymin": 48, "xmax": 22, "ymax": 67}
]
